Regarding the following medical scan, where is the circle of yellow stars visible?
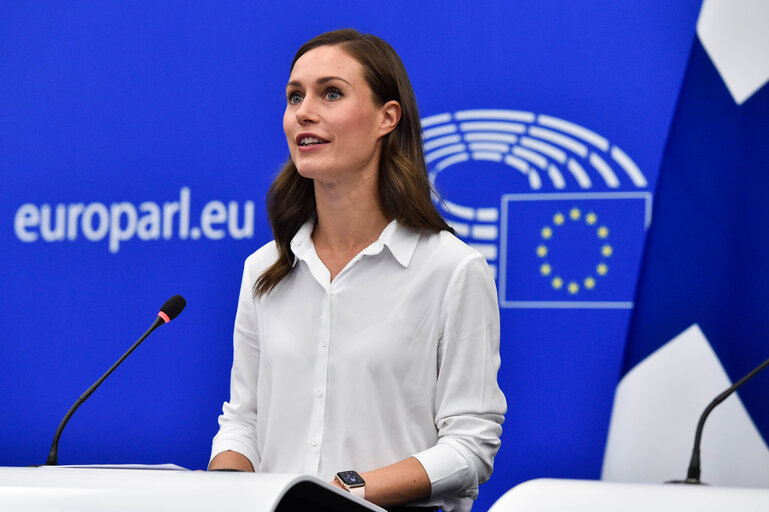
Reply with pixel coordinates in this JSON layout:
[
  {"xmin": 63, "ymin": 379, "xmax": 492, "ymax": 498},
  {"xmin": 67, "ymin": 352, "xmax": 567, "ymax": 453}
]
[{"xmin": 537, "ymin": 207, "xmax": 612, "ymax": 295}]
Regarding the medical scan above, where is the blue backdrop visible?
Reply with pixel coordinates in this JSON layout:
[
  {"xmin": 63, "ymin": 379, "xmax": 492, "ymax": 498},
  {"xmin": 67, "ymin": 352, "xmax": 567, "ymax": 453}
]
[{"xmin": 0, "ymin": 2, "xmax": 702, "ymax": 509}]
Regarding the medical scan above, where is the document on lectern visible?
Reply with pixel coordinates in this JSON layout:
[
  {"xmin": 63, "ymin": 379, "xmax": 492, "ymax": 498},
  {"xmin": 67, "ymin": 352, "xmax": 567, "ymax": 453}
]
[{"xmin": 40, "ymin": 464, "xmax": 188, "ymax": 470}]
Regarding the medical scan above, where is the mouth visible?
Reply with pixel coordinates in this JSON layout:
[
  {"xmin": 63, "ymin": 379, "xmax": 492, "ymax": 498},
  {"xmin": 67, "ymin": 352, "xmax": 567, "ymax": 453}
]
[{"xmin": 296, "ymin": 134, "xmax": 330, "ymax": 147}]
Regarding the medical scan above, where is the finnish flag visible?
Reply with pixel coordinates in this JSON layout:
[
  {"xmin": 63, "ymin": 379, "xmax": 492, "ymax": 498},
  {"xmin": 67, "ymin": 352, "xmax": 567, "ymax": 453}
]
[{"xmin": 602, "ymin": 0, "xmax": 769, "ymax": 486}]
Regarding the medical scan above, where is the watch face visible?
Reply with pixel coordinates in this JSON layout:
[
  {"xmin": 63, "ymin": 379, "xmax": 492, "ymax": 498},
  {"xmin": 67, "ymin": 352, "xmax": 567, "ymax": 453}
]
[{"xmin": 336, "ymin": 470, "xmax": 365, "ymax": 487}]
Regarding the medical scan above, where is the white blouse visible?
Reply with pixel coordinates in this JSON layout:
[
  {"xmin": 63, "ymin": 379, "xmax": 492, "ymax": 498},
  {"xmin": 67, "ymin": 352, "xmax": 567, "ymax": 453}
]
[{"xmin": 211, "ymin": 220, "xmax": 506, "ymax": 512}]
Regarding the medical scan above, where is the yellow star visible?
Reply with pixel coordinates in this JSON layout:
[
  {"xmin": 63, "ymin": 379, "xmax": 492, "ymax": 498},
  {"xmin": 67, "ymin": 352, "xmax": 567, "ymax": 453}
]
[
  {"xmin": 541, "ymin": 226, "xmax": 553, "ymax": 239},
  {"xmin": 536, "ymin": 245, "xmax": 548, "ymax": 257},
  {"xmin": 601, "ymin": 244, "xmax": 613, "ymax": 257},
  {"xmin": 552, "ymin": 276, "xmax": 563, "ymax": 289},
  {"xmin": 568, "ymin": 281, "xmax": 579, "ymax": 294},
  {"xmin": 597, "ymin": 226, "xmax": 609, "ymax": 239},
  {"xmin": 540, "ymin": 263, "xmax": 551, "ymax": 276},
  {"xmin": 569, "ymin": 207, "xmax": 581, "ymax": 221},
  {"xmin": 586, "ymin": 212, "xmax": 597, "ymax": 225},
  {"xmin": 584, "ymin": 277, "xmax": 596, "ymax": 289},
  {"xmin": 597, "ymin": 263, "xmax": 608, "ymax": 275},
  {"xmin": 553, "ymin": 213, "xmax": 565, "ymax": 226}
]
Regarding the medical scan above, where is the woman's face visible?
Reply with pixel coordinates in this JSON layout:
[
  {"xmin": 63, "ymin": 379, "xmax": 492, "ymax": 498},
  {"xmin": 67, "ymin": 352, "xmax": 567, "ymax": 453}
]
[{"xmin": 283, "ymin": 45, "xmax": 395, "ymax": 185}]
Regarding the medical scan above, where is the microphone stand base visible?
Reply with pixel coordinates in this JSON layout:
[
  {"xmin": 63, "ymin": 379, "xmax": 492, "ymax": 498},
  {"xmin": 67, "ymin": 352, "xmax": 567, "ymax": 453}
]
[{"xmin": 665, "ymin": 478, "xmax": 707, "ymax": 485}]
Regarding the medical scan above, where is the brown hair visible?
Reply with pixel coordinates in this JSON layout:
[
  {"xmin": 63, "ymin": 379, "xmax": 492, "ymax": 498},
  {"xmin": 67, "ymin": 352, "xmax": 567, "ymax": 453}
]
[{"xmin": 254, "ymin": 29, "xmax": 452, "ymax": 297}]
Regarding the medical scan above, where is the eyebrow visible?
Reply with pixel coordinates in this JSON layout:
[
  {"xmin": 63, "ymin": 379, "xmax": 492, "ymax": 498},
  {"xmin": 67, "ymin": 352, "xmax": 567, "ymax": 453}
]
[{"xmin": 286, "ymin": 76, "xmax": 352, "ymax": 88}]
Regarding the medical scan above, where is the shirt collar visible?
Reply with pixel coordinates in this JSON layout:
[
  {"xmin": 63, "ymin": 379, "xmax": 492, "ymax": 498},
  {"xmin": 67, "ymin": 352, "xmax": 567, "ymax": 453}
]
[
  {"xmin": 289, "ymin": 221, "xmax": 315, "ymax": 268},
  {"xmin": 378, "ymin": 220, "xmax": 421, "ymax": 268},
  {"xmin": 288, "ymin": 219, "xmax": 421, "ymax": 269}
]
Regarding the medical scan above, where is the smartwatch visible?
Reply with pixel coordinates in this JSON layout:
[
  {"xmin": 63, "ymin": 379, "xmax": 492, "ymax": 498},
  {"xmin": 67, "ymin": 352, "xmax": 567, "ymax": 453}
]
[{"xmin": 335, "ymin": 470, "xmax": 365, "ymax": 498}]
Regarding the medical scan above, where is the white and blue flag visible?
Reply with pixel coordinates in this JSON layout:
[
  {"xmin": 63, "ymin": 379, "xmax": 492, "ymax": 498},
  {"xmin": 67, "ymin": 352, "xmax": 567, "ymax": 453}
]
[{"xmin": 602, "ymin": 0, "xmax": 769, "ymax": 486}]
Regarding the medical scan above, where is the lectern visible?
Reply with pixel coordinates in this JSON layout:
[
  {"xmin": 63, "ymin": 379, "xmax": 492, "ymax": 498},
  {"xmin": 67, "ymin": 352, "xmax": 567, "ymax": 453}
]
[
  {"xmin": 0, "ymin": 466, "xmax": 386, "ymax": 511},
  {"xmin": 489, "ymin": 478, "xmax": 769, "ymax": 512}
]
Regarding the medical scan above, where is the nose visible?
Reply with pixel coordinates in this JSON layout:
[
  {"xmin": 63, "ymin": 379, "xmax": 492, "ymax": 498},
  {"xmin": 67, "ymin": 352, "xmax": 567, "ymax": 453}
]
[{"xmin": 294, "ymin": 96, "xmax": 319, "ymax": 125}]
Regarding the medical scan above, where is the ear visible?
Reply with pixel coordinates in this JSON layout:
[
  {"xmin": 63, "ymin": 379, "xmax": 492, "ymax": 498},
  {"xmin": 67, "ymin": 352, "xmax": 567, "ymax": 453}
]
[{"xmin": 378, "ymin": 100, "xmax": 402, "ymax": 137}]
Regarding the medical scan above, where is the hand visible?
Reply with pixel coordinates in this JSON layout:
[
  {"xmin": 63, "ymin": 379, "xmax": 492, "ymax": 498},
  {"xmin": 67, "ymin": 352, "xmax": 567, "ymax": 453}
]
[{"xmin": 208, "ymin": 450, "xmax": 255, "ymax": 472}]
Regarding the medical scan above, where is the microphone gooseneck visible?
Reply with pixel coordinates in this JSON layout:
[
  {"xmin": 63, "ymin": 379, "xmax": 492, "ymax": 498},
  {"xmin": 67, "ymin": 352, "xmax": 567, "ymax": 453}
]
[
  {"xmin": 667, "ymin": 353, "xmax": 769, "ymax": 485},
  {"xmin": 45, "ymin": 295, "xmax": 186, "ymax": 466}
]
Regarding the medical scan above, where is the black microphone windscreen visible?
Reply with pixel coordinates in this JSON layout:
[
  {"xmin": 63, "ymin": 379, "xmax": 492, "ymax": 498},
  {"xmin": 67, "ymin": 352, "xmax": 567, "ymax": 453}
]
[{"xmin": 159, "ymin": 295, "xmax": 186, "ymax": 321}]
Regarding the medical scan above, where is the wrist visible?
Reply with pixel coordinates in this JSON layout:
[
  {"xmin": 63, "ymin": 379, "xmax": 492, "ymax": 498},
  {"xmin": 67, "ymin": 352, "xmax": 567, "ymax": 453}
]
[{"xmin": 334, "ymin": 470, "xmax": 366, "ymax": 499}]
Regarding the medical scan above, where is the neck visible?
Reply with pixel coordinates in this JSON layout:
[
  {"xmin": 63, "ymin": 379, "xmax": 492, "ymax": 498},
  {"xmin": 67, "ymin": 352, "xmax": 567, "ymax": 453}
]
[{"xmin": 312, "ymin": 173, "xmax": 391, "ymax": 253}]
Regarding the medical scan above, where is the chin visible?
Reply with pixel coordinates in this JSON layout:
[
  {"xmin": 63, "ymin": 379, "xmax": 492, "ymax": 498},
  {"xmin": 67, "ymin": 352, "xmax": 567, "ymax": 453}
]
[
  {"xmin": 294, "ymin": 163, "xmax": 319, "ymax": 178},
  {"xmin": 294, "ymin": 165, "xmax": 330, "ymax": 182},
  {"xmin": 293, "ymin": 156, "xmax": 338, "ymax": 178}
]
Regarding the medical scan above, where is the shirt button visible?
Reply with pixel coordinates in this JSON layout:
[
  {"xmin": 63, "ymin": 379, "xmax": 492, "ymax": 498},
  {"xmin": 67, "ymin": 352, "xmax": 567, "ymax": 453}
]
[
  {"xmin": 311, "ymin": 438, "xmax": 319, "ymax": 446},
  {"xmin": 316, "ymin": 389, "xmax": 324, "ymax": 397}
]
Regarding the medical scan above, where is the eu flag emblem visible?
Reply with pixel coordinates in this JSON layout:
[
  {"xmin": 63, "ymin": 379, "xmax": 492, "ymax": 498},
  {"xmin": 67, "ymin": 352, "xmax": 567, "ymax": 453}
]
[{"xmin": 499, "ymin": 192, "xmax": 650, "ymax": 308}]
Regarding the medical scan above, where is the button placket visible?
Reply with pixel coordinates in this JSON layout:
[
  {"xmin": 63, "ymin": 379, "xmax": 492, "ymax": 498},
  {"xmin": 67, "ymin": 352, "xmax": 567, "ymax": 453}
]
[{"xmin": 308, "ymin": 285, "xmax": 332, "ymax": 473}]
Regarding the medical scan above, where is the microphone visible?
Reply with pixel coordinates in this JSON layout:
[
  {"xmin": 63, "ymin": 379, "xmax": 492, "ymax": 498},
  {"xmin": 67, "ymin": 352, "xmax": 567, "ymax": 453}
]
[
  {"xmin": 667, "ymin": 353, "xmax": 769, "ymax": 484},
  {"xmin": 45, "ymin": 295, "xmax": 186, "ymax": 466}
]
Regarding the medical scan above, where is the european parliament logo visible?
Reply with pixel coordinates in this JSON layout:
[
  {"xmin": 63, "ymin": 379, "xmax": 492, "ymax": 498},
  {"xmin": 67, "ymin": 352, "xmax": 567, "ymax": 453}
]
[{"xmin": 421, "ymin": 109, "xmax": 651, "ymax": 309}]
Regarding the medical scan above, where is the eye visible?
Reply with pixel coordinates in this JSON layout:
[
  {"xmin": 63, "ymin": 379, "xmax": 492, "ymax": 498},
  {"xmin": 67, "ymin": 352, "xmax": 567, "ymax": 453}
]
[
  {"xmin": 287, "ymin": 91, "xmax": 303, "ymax": 105},
  {"xmin": 324, "ymin": 88, "xmax": 343, "ymax": 101}
]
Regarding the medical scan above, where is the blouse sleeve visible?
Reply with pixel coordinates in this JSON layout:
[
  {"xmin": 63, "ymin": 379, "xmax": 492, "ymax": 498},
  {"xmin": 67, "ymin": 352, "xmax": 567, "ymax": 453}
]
[
  {"xmin": 209, "ymin": 257, "xmax": 262, "ymax": 469},
  {"xmin": 412, "ymin": 253, "xmax": 507, "ymax": 499}
]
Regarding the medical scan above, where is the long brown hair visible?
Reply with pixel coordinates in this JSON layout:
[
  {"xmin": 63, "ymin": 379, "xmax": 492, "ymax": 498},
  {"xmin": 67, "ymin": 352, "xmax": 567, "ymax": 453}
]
[{"xmin": 255, "ymin": 29, "xmax": 452, "ymax": 297}]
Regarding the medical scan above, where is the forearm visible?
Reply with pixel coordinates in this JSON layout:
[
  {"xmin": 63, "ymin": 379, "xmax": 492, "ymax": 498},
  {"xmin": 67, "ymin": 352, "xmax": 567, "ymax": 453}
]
[
  {"xmin": 208, "ymin": 450, "xmax": 255, "ymax": 472},
  {"xmin": 332, "ymin": 456, "xmax": 431, "ymax": 508}
]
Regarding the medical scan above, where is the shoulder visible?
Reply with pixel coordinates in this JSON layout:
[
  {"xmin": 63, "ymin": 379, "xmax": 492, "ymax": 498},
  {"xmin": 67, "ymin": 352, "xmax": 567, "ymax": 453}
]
[
  {"xmin": 416, "ymin": 229, "xmax": 488, "ymax": 269},
  {"xmin": 410, "ymin": 229, "xmax": 495, "ymax": 288},
  {"xmin": 242, "ymin": 240, "xmax": 279, "ymax": 280}
]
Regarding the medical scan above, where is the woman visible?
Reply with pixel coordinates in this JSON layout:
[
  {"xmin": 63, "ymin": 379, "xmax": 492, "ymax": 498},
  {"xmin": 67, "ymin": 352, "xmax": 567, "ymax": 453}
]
[{"xmin": 209, "ymin": 29, "xmax": 506, "ymax": 512}]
